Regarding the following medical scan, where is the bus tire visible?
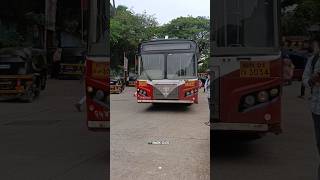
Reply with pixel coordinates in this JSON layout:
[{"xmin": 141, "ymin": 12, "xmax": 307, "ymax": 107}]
[{"xmin": 21, "ymin": 87, "xmax": 35, "ymax": 103}]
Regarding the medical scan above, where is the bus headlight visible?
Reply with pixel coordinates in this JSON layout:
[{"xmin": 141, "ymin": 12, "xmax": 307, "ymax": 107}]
[
  {"xmin": 87, "ymin": 86, "xmax": 93, "ymax": 93},
  {"xmin": 95, "ymin": 90, "xmax": 104, "ymax": 100},
  {"xmin": 244, "ymin": 95, "xmax": 255, "ymax": 106},
  {"xmin": 270, "ymin": 88, "xmax": 279, "ymax": 97},
  {"xmin": 139, "ymin": 89, "xmax": 147, "ymax": 96},
  {"xmin": 257, "ymin": 91, "xmax": 269, "ymax": 103}
]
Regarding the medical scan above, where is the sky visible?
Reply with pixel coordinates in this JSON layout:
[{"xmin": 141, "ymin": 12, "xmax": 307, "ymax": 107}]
[{"xmin": 113, "ymin": 0, "xmax": 210, "ymax": 25}]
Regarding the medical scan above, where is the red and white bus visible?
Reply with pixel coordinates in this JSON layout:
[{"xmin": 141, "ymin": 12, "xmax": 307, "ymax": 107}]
[
  {"xmin": 85, "ymin": 0, "xmax": 109, "ymax": 130},
  {"xmin": 136, "ymin": 39, "xmax": 200, "ymax": 105},
  {"xmin": 210, "ymin": 0, "xmax": 282, "ymax": 134}
]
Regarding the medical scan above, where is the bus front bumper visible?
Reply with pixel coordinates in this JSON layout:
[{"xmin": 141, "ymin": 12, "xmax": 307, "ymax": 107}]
[
  {"xmin": 210, "ymin": 123, "xmax": 268, "ymax": 132},
  {"xmin": 138, "ymin": 99, "xmax": 194, "ymax": 104}
]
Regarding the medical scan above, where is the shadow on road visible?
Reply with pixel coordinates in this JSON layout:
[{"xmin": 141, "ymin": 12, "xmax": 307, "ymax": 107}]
[
  {"xmin": 0, "ymin": 96, "xmax": 41, "ymax": 104},
  {"xmin": 211, "ymin": 131, "xmax": 262, "ymax": 160},
  {"xmin": 144, "ymin": 103, "xmax": 191, "ymax": 112}
]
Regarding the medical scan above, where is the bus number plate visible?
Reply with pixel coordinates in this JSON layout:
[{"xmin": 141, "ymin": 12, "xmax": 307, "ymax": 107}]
[
  {"xmin": 92, "ymin": 62, "xmax": 108, "ymax": 78},
  {"xmin": 240, "ymin": 61, "xmax": 270, "ymax": 78}
]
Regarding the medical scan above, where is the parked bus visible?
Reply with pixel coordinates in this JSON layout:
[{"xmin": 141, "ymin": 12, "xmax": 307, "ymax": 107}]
[
  {"xmin": 85, "ymin": 0, "xmax": 109, "ymax": 130},
  {"xmin": 210, "ymin": 0, "xmax": 282, "ymax": 135},
  {"xmin": 136, "ymin": 39, "xmax": 200, "ymax": 105}
]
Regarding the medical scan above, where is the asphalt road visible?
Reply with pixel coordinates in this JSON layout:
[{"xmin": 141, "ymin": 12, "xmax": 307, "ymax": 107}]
[
  {"xmin": 0, "ymin": 79, "xmax": 108, "ymax": 180},
  {"xmin": 211, "ymin": 81, "xmax": 319, "ymax": 180},
  {"xmin": 110, "ymin": 87, "xmax": 210, "ymax": 180}
]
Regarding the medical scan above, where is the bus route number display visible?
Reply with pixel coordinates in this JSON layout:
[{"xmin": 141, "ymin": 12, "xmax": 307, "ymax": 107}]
[{"xmin": 240, "ymin": 61, "xmax": 271, "ymax": 78}]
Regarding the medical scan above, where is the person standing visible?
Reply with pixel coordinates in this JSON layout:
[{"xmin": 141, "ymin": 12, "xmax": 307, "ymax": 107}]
[
  {"xmin": 283, "ymin": 54, "xmax": 295, "ymax": 85},
  {"xmin": 299, "ymin": 46, "xmax": 313, "ymax": 99},
  {"xmin": 302, "ymin": 37, "xmax": 320, "ymax": 180},
  {"xmin": 75, "ymin": 53, "xmax": 87, "ymax": 112}
]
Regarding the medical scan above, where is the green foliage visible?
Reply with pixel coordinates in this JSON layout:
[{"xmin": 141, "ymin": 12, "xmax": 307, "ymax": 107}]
[
  {"xmin": 110, "ymin": 6, "xmax": 210, "ymax": 70},
  {"xmin": 110, "ymin": 6, "xmax": 158, "ymax": 50},
  {"xmin": 0, "ymin": 25, "xmax": 24, "ymax": 48},
  {"xmin": 282, "ymin": 0, "xmax": 320, "ymax": 36},
  {"xmin": 110, "ymin": 6, "xmax": 158, "ymax": 68},
  {"xmin": 160, "ymin": 16, "xmax": 210, "ymax": 54},
  {"xmin": 198, "ymin": 57, "xmax": 209, "ymax": 73}
]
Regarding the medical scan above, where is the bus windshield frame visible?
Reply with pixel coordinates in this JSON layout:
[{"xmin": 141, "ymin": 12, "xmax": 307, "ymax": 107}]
[
  {"xmin": 138, "ymin": 40, "xmax": 198, "ymax": 80},
  {"xmin": 212, "ymin": 0, "xmax": 280, "ymax": 56}
]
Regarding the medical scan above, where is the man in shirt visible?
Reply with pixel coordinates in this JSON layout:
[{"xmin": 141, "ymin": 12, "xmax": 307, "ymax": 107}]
[{"xmin": 302, "ymin": 37, "xmax": 320, "ymax": 179}]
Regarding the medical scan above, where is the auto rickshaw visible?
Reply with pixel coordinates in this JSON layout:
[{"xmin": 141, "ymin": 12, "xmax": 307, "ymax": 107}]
[
  {"xmin": 110, "ymin": 70, "xmax": 124, "ymax": 94},
  {"xmin": 128, "ymin": 72, "xmax": 137, "ymax": 87},
  {"xmin": 0, "ymin": 47, "xmax": 47, "ymax": 102}
]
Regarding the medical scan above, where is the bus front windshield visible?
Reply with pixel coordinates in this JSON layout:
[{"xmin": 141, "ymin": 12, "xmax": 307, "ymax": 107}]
[
  {"xmin": 140, "ymin": 53, "xmax": 196, "ymax": 80},
  {"xmin": 214, "ymin": 0, "xmax": 277, "ymax": 48}
]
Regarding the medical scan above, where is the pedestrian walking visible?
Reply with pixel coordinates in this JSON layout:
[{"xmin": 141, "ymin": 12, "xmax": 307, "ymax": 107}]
[
  {"xmin": 204, "ymin": 69, "xmax": 213, "ymax": 126},
  {"xmin": 302, "ymin": 37, "xmax": 320, "ymax": 180},
  {"xmin": 51, "ymin": 47, "xmax": 62, "ymax": 79},
  {"xmin": 75, "ymin": 56, "xmax": 87, "ymax": 112}
]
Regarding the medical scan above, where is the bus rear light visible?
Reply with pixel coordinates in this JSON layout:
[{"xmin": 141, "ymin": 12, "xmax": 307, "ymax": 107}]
[
  {"xmin": 244, "ymin": 95, "xmax": 255, "ymax": 106},
  {"xmin": 87, "ymin": 86, "xmax": 93, "ymax": 93},
  {"xmin": 95, "ymin": 90, "xmax": 105, "ymax": 100},
  {"xmin": 89, "ymin": 105, "xmax": 95, "ymax": 111},
  {"xmin": 257, "ymin": 91, "xmax": 269, "ymax": 103},
  {"xmin": 239, "ymin": 86, "xmax": 280, "ymax": 112},
  {"xmin": 270, "ymin": 88, "xmax": 279, "ymax": 97}
]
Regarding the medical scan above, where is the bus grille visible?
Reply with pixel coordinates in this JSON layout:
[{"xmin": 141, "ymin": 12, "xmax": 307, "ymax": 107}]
[{"xmin": 153, "ymin": 84, "xmax": 179, "ymax": 100}]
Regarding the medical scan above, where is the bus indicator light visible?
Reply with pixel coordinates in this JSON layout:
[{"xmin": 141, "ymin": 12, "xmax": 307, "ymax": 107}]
[
  {"xmin": 264, "ymin": 114, "xmax": 272, "ymax": 121},
  {"xmin": 270, "ymin": 88, "xmax": 279, "ymax": 97}
]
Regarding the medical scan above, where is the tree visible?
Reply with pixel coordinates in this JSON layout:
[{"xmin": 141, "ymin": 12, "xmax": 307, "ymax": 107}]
[
  {"xmin": 110, "ymin": 6, "xmax": 158, "ymax": 70},
  {"xmin": 281, "ymin": 0, "xmax": 320, "ymax": 36},
  {"xmin": 159, "ymin": 16, "xmax": 209, "ymax": 54},
  {"xmin": 110, "ymin": 6, "xmax": 210, "ymax": 73}
]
